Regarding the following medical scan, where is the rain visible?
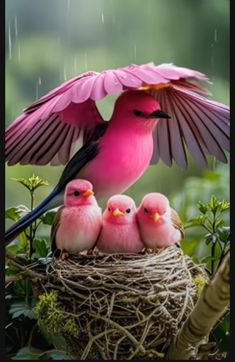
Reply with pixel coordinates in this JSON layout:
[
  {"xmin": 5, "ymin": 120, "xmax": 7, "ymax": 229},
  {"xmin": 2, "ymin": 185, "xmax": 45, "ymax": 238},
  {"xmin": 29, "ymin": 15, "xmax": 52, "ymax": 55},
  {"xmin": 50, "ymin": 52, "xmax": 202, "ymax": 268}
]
[{"xmin": 8, "ymin": 21, "xmax": 12, "ymax": 60}]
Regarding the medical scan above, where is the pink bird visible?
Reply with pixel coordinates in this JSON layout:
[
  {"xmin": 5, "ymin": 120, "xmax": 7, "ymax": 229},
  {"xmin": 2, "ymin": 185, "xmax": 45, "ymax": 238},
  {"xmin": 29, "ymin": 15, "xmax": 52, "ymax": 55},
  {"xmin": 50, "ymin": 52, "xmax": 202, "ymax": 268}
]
[
  {"xmin": 136, "ymin": 193, "xmax": 185, "ymax": 251},
  {"xmin": 51, "ymin": 179, "xmax": 102, "ymax": 259},
  {"xmin": 5, "ymin": 63, "xmax": 229, "ymax": 243},
  {"xmin": 96, "ymin": 195, "xmax": 144, "ymax": 253}
]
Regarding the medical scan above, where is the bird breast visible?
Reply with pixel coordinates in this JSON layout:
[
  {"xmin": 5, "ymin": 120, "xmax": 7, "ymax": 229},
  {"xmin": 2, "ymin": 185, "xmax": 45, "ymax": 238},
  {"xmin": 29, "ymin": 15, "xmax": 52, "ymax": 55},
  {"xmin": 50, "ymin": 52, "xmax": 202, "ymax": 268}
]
[{"xmin": 80, "ymin": 130, "xmax": 154, "ymax": 199}]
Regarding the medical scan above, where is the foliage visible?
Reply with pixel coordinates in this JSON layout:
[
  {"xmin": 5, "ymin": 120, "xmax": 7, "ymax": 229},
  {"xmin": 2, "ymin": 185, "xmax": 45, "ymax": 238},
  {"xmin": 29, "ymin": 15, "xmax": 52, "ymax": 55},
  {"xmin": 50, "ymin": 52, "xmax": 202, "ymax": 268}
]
[
  {"xmin": 5, "ymin": 173, "xmax": 230, "ymax": 358},
  {"xmin": 5, "ymin": 176, "xmax": 60, "ymax": 359},
  {"xmin": 185, "ymin": 196, "xmax": 230, "ymax": 275}
]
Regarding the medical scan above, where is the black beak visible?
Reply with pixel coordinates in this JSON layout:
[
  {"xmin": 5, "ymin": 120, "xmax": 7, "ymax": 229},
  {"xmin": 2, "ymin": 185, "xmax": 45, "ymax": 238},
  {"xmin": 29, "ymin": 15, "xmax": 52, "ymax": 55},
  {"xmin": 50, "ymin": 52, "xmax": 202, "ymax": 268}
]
[{"xmin": 149, "ymin": 110, "xmax": 171, "ymax": 119}]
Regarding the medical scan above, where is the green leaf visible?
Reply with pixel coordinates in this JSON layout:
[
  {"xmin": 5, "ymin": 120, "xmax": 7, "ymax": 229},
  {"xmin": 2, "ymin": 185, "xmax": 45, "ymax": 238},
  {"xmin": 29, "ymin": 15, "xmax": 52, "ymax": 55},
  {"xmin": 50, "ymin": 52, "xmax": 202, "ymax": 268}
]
[
  {"xmin": 12, "ymin": 346, "xmax": 47, "ymax": 360},
  {"xmin": 40, "ymin": 211, "xmax": 56, "ymax": 225},
  {"xmin": 9, "ymin": 301, "xmax": 36, "ymax": 319},
  {"xmin": 5, "ymin": 205, "xmax": 30, "ymax": 221},
  {"xmin": 48, "ymin": 352, "xmax": 72, "ymax": 360},
  {"xmin": 217, "ymin": 227, "xmax": 230, "ymax": 243},
  {"xmin": 209, "ymin": 195, "xmax": 220, "ymax": 212},
  {"xmin": 220, "ymin": 200, "xmax": 230, "ymax": 212},
  {"xmin": 197, "ymin": 201, "xmax": 208, "ymax": 214},
  {"xmin": 32, "ymin": 239, "xmax": 50, "ymax": 258},
  {"xmin": 12, "ymin": 175, "xmax": 49, "ymax": 192}
]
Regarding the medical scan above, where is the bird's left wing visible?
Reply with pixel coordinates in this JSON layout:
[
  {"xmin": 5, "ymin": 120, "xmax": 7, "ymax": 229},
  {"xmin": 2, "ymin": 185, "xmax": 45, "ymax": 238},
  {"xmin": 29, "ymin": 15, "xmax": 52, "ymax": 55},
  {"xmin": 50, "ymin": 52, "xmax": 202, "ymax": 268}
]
[
  {"xmin": 147, "ymin": 64, "xmax": 229, "ymax": 168},
  {"xmin": 50, "ymin": 206, "xmax": 64, "ymax": 253}
]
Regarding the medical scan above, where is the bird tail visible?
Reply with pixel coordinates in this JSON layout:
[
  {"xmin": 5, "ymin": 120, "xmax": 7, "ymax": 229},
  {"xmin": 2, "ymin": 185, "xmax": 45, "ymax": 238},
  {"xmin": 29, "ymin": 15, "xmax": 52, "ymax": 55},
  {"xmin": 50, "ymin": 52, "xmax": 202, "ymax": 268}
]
[{"xmin": 5, "ymin": 187, "xmax": 62, "ymax": 245}]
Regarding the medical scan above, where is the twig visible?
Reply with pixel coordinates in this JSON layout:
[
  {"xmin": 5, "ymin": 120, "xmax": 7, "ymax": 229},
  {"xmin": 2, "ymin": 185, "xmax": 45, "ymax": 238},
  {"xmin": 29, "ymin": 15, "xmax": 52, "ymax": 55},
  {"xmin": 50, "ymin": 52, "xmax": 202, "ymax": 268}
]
[{"xmin": 5, "ymin": 250, "xmax": 46, "ymax": 281}]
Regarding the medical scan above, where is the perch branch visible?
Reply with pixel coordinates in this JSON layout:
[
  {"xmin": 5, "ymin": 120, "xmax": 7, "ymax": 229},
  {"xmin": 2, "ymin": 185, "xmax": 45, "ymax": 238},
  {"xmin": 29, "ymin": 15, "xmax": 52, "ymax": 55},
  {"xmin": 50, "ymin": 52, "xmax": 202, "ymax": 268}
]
[{"xmin": 166, "ymin": 253, "xmax": 230, "ymax": 360}]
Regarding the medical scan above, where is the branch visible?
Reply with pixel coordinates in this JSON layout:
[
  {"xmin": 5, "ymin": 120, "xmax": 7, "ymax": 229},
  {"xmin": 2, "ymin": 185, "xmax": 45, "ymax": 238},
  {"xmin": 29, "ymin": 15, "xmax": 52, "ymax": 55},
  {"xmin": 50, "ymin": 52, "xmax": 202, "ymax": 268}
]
[
  {"xmin": 5, "ymin": 250, "xmax": 46, "ymax": 281},
  {"xmin": 166, "ymin": 253, "xmax": 230, "ymax": 360}
]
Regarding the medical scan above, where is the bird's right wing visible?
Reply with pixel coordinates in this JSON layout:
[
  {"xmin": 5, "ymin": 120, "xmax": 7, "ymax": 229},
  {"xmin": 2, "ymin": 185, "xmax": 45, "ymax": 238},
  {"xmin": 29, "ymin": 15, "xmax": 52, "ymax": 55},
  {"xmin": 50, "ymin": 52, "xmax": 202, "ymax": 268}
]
[
  {"xmin": 171, "ymin": 208, "xmax": 185, "ymax": 240},
  {"xmin": 5, "ymin": 72, "xmax": 105, "ymax": 166}
]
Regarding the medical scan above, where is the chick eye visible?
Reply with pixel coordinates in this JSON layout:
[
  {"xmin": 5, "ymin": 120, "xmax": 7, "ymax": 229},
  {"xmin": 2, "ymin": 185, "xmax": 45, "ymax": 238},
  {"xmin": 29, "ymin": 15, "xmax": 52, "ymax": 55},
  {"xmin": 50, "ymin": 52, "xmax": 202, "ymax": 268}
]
[
  {"xmin": 126, "ymin": 208, "xmax": 131, "ymax": 213},
  {"xmin": 73, "ymin": 191, "xmax": 80, "ymax": 196},
  {"xmin": 144, "ymin": 208, "xmax": 148, "ymax": 213}
]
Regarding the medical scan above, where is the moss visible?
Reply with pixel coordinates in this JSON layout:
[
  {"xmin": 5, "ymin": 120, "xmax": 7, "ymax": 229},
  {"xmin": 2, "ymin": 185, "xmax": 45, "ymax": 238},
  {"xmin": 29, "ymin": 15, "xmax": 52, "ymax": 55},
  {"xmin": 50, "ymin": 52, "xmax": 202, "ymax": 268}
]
[
  {"xmin": 35, "ymin": 291, "xmax": 79, "ymax": 338},
  {"xmin": 193, "ymin": 274, "xmax": 207, "ymax": 300}
]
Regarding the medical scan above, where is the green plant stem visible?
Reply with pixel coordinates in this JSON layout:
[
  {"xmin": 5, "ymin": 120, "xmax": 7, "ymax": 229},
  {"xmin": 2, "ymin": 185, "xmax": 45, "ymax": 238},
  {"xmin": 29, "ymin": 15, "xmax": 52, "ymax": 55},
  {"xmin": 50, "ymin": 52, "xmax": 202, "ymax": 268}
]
[{"xmin": 28, "ymin": 190, "xmax": 35, "ymax": 259}]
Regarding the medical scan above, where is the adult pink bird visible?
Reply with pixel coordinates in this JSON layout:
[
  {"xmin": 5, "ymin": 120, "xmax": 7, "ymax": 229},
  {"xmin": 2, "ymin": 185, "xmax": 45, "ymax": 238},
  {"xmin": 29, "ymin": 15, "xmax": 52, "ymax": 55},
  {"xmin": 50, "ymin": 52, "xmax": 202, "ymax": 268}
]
[
  {"xmin": 5, "ymin": 63, "xmax": 229, "ymax": 243},
  {"xmin": 96, "ymin": 195, "xmax": 144, "ymax": 253},
  {"xmin": 50, "ymin": 179, "xmax": 102, "ymax": 259},
  {"xmin": 137, "ymin": 193, "xmax": 184, "ymax": 251}
]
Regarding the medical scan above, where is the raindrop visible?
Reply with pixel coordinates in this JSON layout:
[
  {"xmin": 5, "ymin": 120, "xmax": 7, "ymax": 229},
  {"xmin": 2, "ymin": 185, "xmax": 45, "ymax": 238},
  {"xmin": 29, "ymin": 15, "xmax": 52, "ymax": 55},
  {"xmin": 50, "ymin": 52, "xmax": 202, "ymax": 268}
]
[
  {"xmin": 74, "ymin": 56, "xmax": 77, "ymax": 73},
  {"xmin": 17, "ymin": 44, "xmax": 21, "ymax": 61},
  {"xmin": 67, "ymin": 0, "xmax": 71, "ymax": 15},
  {"xmin": 38, "ymin": 76, "xmax": 42, "ymax": 85},
  {"xmin": 214, "ymin": 29, "xmax": 217, "ymax": 42},
  {"xmin": 35, "ymin": 83, "xmax": 39, "ymax": 99},
  {"xmin": 133, "ymin": 44, "xmax": 137, "ymax": 60},
  {"xmin": 147, "ymin": 0, "xmax": 152, "ymax": 17},
  {"xmin": 8, "ymin": 22, "xmax": 12, "ymax": 60},
  {"xmin": 84, "ymin": 53, "xmax": 88, "ymax": 71},
  {"xmin": 14, "ymin": 15, "xmax": 18, "ymax": 38},
  {"xmin": 101, "ymin": 12, "xmax": 104, "ymax": 24},
  {"xmin": 212, "ymin": 157, "xmax": 217, "ymax": 170},
  {"xmin": 63, "ymin": 66, "xmax": 67, "ymax": 80}
]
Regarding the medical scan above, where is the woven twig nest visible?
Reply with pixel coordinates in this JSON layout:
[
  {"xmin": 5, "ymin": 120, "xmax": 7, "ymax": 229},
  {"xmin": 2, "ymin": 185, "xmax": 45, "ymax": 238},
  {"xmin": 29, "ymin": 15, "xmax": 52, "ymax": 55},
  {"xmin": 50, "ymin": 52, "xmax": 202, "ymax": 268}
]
[{"xmin": 33, "ymin": 246, "xmax": 208, "ymax": 360}]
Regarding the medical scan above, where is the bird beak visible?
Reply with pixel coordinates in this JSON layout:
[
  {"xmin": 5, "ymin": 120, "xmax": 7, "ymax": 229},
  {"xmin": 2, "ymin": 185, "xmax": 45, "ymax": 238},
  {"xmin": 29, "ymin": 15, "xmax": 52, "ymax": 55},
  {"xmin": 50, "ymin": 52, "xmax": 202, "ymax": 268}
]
[
  {"xmin": 151, "ymin": 212, "xmax": 161, "ymax": 222},
  {"xmin": 112, "ymin": 208, "xmax": 124, "ymax": 217},
  {"xmin": 149, "ymin": 110, "xmax": 171, "ymax": 119},
  {"xmin": 83, "ymin": 189, "xmax": 94, "ymax": 197}
]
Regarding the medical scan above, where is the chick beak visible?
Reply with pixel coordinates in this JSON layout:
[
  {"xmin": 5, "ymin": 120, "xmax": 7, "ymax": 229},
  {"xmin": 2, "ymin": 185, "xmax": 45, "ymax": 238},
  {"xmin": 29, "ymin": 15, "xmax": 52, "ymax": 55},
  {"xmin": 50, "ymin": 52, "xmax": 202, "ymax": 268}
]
[
  {"xmin": 151, "ymin": 212, "xmax": 161, "ymax": 222},
  {"xmin": 83, "ymin": 189, "xmax": 94, "ymax": 197},
  {"xmin": 112, "ymin": 208, "xmax": 124, "ymax": 217}
]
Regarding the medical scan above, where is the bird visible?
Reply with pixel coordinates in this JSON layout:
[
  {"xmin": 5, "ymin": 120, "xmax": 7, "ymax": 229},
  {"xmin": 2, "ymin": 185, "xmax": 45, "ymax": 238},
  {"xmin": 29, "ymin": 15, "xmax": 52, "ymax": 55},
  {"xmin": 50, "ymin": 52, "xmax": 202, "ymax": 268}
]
[
  {"xmin": 50, "ymin": 179, "xmax": 102, "ymax": 259},
  {"xmin": 96, "ymin": 194, "xmax": 144, "ymax": 253},
  {"xmin": 5, "ymin": 63, "xmax": 229, "ymax": 244},
  {"xmin": 136, "ymin": 192, "xmax": 184, "ymax": 251}
]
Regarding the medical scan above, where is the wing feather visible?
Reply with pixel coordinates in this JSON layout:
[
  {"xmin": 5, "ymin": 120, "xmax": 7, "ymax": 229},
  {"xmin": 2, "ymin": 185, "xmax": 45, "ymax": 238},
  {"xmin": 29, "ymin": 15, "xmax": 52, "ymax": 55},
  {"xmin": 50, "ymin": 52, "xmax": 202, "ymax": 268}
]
[{"xmin": 6, "ymin": 63, "xmax": 229, "ymax": 166}]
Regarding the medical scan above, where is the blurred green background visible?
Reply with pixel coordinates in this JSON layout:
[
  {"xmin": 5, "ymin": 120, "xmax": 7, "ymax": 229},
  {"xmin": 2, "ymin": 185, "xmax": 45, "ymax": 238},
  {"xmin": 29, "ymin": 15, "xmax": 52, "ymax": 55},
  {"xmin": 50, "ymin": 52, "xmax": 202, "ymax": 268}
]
[
  {"xmin": 5, "ymin": 0, "xmax": 230, "ymax": 358},
  {"xmin": 6, "ymin": 0, "xmax": 229, "ymax": 237}
]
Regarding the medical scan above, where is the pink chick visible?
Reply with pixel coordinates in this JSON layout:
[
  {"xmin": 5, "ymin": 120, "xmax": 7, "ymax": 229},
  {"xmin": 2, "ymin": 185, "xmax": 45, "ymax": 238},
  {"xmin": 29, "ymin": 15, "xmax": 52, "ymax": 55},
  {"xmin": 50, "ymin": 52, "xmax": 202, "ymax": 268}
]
[
  {"xmin": 51, "ymin": 179, "xmax": 102, "ymax": 259},
  {"xmin": 96, "ymin": 195, "xmax": 144, "ymax": 254},
  {"xmin": 137, "ymin": 193, "xmax": 184, "ymax": 251}
]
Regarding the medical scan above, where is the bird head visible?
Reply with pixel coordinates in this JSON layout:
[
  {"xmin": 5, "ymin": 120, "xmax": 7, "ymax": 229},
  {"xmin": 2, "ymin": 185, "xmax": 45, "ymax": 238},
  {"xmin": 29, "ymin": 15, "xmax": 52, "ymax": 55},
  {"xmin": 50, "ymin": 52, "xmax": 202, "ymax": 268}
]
[
  {"xmin": 137, "ymin": 192, "xmax": 170, "ymax": 225},
  {"xmin": 104, "ymin": 194, "xmax": 137, "ymax": 225},
  {"xmin": 112, "ymin": 90, "xmax": 170, "ymax": 132},
  {"xmin": 64, "ymin": 179, "xmax": 97, "ymax": 207}
]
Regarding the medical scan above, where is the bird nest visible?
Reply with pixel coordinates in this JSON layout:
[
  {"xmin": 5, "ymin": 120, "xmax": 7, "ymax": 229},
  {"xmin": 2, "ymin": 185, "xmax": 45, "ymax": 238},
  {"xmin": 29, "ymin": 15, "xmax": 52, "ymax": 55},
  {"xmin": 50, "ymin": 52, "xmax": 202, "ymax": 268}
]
[{"xmin": 33, "ymin": 246, "xmax": 208, "ymax": 360}]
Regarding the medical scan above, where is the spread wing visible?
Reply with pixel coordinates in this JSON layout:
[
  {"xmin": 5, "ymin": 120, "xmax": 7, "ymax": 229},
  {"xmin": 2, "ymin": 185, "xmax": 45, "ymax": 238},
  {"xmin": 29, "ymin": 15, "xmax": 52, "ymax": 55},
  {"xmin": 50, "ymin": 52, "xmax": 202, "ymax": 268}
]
[
  {"xmin": 170, "ymin": 208, "xmax": 185, "ymax": 241},
  {"xmin": 5, "ymin": 63, "xmax": 229, "ymax": 167},
  {"xmin": 148, "ymin": 66, "xmax": 229, "ymax": 168}
]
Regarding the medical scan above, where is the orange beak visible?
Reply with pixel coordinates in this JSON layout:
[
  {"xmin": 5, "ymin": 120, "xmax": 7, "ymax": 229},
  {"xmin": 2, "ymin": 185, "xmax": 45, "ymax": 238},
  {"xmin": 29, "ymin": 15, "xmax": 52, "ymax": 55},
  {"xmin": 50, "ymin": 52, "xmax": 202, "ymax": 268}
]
[
  {"xmin": 112, "ymin": 208, "xmax": 124, "ymax": 217},
  {"xmin": 83, "ymin": 189, "xmax": 94, "ymax": 197},
  {"xmin": 151, "ymin": 212, "xmax": 161, "ymax": 222}
]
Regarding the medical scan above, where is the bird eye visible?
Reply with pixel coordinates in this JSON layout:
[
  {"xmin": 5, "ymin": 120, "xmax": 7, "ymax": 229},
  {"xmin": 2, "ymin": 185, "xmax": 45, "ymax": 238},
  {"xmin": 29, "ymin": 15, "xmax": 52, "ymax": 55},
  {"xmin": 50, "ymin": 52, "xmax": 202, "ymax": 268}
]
[
  {"xmin": 133, "ymin": 109, "xmax": 143, "ymax": 117},
  {"xmin": 73, "ymin": 191, "xmax": 80, "ymax": 196},
  {"xmin": 108, "ymin": 207, "xmax": 111, "ymax": 212},
  {"xmin": 144, "ymin": 208, "xmax": 148, "ymax": 213},
  {"xmin": 126, "ymin": 208, "xmax": 131, "ymax": 213}
]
